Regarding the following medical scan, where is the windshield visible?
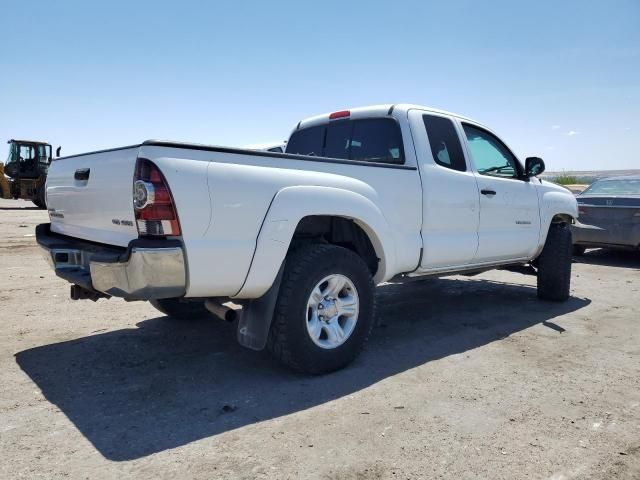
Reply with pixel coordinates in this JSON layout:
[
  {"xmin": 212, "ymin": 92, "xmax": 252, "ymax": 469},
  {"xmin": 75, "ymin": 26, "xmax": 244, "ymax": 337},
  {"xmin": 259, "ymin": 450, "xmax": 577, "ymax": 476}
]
[{"xmin": 582, "ymin": 178, "xmax": 640, "ymax": 196}]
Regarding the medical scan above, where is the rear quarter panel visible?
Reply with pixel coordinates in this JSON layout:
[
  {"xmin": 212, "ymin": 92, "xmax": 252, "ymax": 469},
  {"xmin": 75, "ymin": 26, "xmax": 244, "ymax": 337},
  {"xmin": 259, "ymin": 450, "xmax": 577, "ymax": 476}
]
[
  {"xmin": 138, "ymin": 146, "xmax": 215, "ymax": 297},
  {"xmin": 139, "ymin": 145, "xmax": 423, "ymax": 298}
]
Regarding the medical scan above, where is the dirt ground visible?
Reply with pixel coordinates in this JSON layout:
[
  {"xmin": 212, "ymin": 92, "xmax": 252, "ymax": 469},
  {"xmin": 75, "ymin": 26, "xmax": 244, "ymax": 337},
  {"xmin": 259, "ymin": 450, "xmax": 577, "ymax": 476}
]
[{"xmin": 0, "ymin": 197, "xmax": 638, "ymax": 480}]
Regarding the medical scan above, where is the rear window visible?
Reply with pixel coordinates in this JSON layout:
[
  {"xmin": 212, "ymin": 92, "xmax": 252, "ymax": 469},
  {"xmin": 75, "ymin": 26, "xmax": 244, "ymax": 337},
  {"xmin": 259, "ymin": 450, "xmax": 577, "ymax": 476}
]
[
  {"xmin": 286, "ymin": 118, "xmax": 404, "ymax": 164},
  {"xmin": 324, "ymin": 121, "xmax": 352, "ymax": 159},
  {"xmin": 582, "ymin": 178, "xmax": 640, "ymax": 195},
  {"xmin": 285, "ymin": 125, "xmax": 324, "ymax": 157}
]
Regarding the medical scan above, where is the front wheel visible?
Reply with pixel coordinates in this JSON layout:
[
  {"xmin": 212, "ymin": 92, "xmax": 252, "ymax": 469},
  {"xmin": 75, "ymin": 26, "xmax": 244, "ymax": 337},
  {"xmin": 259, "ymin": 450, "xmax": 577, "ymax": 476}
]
[
  {"xmin": 537, "ymin": 223, "xmax": 572, "ymax": 301},
  {"xmin": 267, "ymin": 244, "xmax": 376, "ymax": 374}
]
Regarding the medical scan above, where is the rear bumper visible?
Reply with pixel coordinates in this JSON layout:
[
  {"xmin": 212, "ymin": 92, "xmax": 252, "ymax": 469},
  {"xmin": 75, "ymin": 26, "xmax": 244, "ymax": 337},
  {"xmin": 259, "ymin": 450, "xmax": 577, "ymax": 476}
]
[
  {"xmin": 36, "ymin": 223, "xmax": 186, "ymax": 300},
  {"xmin": 571, "ymin": 221, "xmax": 640, "ymax": 249}
]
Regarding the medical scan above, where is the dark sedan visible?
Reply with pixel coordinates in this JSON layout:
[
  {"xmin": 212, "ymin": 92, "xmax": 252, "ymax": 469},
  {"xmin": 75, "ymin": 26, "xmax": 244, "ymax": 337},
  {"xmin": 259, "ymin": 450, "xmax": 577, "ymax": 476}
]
[{"xmin": 572, "ymin": 175, "xmax": 640, "ymax": 255}]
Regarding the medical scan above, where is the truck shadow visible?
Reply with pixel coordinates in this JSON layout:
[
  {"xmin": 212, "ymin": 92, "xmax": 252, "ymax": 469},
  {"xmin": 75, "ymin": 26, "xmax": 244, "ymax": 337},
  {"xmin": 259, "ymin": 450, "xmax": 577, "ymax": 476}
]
[{"xmin": 15, "ymin": 276, "xmax": 590, "ymax": 461}]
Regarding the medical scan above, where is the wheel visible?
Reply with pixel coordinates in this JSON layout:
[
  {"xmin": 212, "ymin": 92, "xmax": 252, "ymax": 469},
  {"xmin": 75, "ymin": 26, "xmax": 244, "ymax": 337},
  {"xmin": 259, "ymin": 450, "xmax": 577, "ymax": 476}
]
[
  {"xmin": 149, "ymin": 298, "xmax": 208, "ymax": 320},
  {"xmin": 267, "ymin": 243, "xmax": 376, "ymax": 374},
  {"xmin": 572, "ymin": 245, "xmax": 586, "ymax": 256},
  {"xmin": 32, "ymin": 186, "xmax": 46, "ymax": 209},
  {"xmin": 537, "ymin": 223, "xmax": 572, "ymax": 301}
]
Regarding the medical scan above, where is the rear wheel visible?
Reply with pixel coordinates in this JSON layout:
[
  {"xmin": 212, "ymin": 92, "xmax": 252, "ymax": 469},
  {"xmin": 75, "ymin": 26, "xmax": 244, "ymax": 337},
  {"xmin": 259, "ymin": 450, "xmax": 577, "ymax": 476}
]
[
  {"xmin": 267, "ymin": 243, "xmax": 376, "ymax": 374},
  {"xmin": 537, "ymin": 223, "xmax": 572, "ymax": 301},
  {"xmin": 149, "ymin": 298, "xmax": 208, "ymax": 320}
]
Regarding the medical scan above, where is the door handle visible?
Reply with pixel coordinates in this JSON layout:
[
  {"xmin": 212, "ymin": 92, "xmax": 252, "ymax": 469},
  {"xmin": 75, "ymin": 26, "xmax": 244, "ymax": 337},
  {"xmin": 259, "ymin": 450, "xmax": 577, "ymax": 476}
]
[
  {"xmin": 74, "ymin": 168, "xmax": 90, "ymax": 181},
  {"xmin": 481, "ymin": 189, "xmax": 497, "ymax": 196}
]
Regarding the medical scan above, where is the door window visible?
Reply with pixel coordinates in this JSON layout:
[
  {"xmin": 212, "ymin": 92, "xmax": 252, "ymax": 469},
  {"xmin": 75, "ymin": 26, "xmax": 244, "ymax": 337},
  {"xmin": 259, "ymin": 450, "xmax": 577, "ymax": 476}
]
[
  {"xmin": 37, "ymin": 144, "xmax": 52, "ymax": 164},
  {"xmin": 462, "ymin": 124, "xmax": 521, "ymax": 178},
  {"xmin": 423, "ymin": 115, "xmax": 466, "ymax": 171},
  {"xmin": 19, "ymin": 145, "xmax": 36, "ymax": 161}
]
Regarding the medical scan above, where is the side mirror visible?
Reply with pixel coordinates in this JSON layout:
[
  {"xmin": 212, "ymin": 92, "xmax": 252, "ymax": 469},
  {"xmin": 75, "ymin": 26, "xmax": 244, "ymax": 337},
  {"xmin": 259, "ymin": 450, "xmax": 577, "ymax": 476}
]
[
  {"xmin": 525, "ymin": 157, "xmax": 545, "ymax": 177},
  {"xmin": 56, "ymin": 146, "xmax": 62, "ymax": 158}
]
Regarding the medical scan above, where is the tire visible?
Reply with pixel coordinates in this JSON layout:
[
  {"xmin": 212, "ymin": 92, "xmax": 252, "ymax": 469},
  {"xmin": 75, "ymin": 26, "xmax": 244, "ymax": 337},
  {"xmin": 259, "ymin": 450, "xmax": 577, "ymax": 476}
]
[
  {"xmin": 149, "ymin": 298, "xmax": 208, "ymax": 320},
  {"xmin": 572, "ymin": 245, "xmax": 586, "ymax": 256},
  {"xmin": 32, "ymin": 186, "xmax": 46, "ymax": 209},
  {"xmin": 267, "ymin": 243, "xmax": 376, "ymax": 374},
  {"xmin": 537, "ymin": 223, "xmax": 572, "ymax": 301}
]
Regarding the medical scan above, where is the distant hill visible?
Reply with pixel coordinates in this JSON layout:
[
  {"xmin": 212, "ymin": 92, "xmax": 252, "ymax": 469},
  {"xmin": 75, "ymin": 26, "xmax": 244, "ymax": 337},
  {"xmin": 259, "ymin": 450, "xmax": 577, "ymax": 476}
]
[{"xmin": 541, "ymin": 169, "xmax": 640, "ymax": 184}]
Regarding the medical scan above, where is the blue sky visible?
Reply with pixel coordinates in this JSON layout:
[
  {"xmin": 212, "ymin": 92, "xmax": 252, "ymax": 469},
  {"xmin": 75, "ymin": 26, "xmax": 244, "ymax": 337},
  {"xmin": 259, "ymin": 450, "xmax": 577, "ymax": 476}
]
[{"xmin": 1, "ymin": 0, "xmax": 639, "ymax": 171}]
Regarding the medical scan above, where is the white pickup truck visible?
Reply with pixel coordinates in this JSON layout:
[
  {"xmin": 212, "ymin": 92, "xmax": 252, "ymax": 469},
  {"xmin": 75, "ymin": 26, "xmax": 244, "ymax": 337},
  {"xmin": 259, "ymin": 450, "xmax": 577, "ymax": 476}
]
[{"xmin": 37, "ymin": 104, "xmax": 578, "ymax": 374}]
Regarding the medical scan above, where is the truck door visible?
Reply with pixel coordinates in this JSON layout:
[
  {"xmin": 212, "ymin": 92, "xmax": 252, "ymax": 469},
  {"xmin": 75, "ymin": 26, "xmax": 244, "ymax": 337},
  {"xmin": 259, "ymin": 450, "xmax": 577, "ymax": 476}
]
[
  {"xmin": 461, "ymin": 123, "xmax": 541, "ymax": 262},
  {"xmin": 409, "ymin": 110, "xmax": 480, "ymax": 269}
]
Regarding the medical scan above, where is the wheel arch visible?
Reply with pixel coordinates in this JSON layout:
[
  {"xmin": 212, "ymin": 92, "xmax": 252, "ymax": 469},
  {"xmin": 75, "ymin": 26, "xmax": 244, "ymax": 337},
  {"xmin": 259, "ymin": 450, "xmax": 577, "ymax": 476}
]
[
  {"xmin": 290, "ymin": 215, "xmax": 380, "ymax": 276},
  {"xmin": 551, "ymin": 213, "xmax": 575, "ymax": 224},
  {"xmin": 533, "ymin": 192, "xmax": 578, "ymax": 259},
  {"xmin": 233, "ymin": 185, "xmax": 397, "ymax": 299}
]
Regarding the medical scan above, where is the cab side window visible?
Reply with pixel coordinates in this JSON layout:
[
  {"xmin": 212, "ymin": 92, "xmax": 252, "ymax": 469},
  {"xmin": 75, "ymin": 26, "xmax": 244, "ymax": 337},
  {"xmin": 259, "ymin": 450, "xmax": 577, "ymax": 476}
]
[
  {"xmin": 462, "ymin": 124, "xmax": 521, "ymax": 178},
  {"xmin": 422, "ymin": 115, "xmax": 466, "ymax": 171}
]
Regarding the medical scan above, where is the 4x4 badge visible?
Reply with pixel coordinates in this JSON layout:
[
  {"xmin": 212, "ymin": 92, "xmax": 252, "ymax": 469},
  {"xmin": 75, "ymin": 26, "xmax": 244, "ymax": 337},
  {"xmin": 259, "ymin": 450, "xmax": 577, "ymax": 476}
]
[{"xmin": 112, "ymin": 219, "xmax": 134, "ymax": 226}]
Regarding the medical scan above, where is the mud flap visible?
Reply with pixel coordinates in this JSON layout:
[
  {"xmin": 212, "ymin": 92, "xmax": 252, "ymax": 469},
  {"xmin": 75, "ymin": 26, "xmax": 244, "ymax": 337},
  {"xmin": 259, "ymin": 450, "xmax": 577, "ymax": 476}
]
[{"xmin": 236, "ymin": 263, "xmax": 285, "ymax": 351}]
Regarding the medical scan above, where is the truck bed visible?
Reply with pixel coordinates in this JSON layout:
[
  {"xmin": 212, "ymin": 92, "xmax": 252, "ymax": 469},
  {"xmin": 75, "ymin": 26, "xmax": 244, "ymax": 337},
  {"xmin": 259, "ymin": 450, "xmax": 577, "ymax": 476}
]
[{"xmin": 46, "ymin": 140, "xmax": 423, "ymax": 298}]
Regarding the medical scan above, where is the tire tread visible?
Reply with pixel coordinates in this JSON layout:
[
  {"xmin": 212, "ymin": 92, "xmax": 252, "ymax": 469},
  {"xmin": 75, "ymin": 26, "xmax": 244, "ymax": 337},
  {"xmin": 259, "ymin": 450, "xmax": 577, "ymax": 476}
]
[
  {"xmin": 537, "ymin": 223, "xmax": 572, "ymax": 301},
  {"xmin": 267, "ymin": 243, "xmax": 376, "ymax": 374}
]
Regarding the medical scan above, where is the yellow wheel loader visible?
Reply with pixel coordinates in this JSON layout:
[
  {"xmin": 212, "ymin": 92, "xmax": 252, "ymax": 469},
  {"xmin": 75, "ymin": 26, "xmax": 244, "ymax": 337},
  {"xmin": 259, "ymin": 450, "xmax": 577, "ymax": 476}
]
[{"xmin": 1, "ymin": 139, "xmax": 60, "ymax": 209}]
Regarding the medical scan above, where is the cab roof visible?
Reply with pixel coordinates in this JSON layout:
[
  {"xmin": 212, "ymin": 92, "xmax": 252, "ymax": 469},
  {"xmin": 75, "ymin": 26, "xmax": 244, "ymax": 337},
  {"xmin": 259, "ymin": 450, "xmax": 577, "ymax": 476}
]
[
  {"xmin": 296, "ymin": 104, "xmax": 480, "ymax": 130},
  {"xmin": 8, "ymin": 139, "xmax": 51, "ymax": 146}
]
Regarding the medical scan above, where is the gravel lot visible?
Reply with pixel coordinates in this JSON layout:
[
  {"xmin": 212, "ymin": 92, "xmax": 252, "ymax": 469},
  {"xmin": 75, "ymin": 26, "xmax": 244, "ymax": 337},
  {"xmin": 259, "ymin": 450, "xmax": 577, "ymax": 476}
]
[{"xmin": 1, "ymin": 197, "xmax": 639, "ymax": 479}]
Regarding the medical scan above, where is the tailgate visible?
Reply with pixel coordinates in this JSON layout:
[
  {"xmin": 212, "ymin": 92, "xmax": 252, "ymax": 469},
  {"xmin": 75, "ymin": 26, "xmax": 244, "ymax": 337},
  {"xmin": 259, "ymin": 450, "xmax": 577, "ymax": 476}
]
[{"xmin": 46, "ymin": 146, "xmax": 140, "ymax": 247}]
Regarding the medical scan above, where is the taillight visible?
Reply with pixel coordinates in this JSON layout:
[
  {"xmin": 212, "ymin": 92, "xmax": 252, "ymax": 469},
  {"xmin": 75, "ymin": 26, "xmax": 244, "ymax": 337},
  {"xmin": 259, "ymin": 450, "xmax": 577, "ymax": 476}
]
[
  {"xmin": 133, "ymin": 159, "xmax": 181, "ymax": 237},
  {"xmin": 577, "ymin": 201, "xmax": 585, "ymax": 216}
]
